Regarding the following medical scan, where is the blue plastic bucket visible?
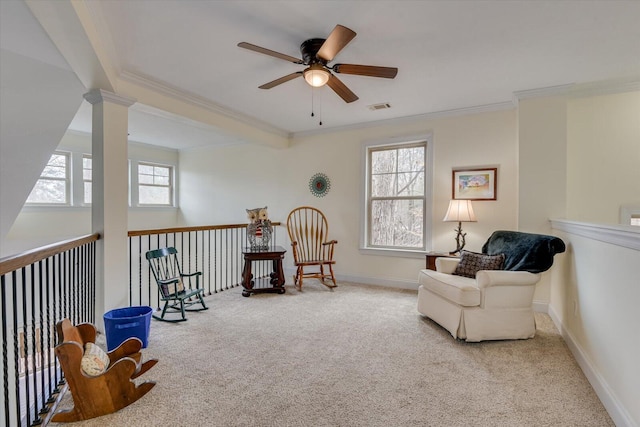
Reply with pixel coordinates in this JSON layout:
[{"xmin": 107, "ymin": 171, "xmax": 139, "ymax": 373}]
[{"xmin": 103, "ymin": 306, "xmax": 153, "ymax": 351}]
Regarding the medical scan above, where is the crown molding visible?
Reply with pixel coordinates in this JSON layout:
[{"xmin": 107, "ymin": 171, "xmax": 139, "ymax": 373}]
[
  {"xmin": 568, "ymin": 78, "xmax": 640, "ymax": 98},
  {"xmin": 513, "ymin": 78, "xmax": 640, "ymax": 105},
  {"xmin": 292, "ymin": 101, "xmax": 515, "ymax": 138},
  {"xmin": 119, "ymin": 70, "xmax": 289, "ymax": 138},
  {"xmin": 83, "ymin": 89, "xmax": 136, "ymax": 107},
  {"xmin": 513, "ymin": 84, "xmax": 575, "ymax": 103}
]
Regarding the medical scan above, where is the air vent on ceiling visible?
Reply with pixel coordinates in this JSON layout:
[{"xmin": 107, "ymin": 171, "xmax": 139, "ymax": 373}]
[{"xmin": 368, "ymin": 102, "xmax": 391, "ymax": 111}]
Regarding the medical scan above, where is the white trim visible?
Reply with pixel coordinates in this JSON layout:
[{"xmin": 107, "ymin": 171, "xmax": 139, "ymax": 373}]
[
  {"xmin": 358, "ymin": 248, "xmax": 427, "ymax": 259},
  {"xmin": 134, "ymin": 161, "xmax": 175, "ymax": 207},
  {"xmin": 548, "ymin": 305, "xmax": 636, "ymax": 427},
  {"xmin": 282, "ymin": 269, "xmax": 554, "ymax": 311},
  {"xmin": 25, "ymin": 151, "xmax": 71, "ymax": 206},
  {"xmin": 83, "ymin": 88, "xmax": 136, "ymax": 107},
  {"xmin": 283, "ymin": 267, "xmax": 419, "ymax": 290},
  {"xmin": 550, "ymin": 219, "xmax": 640, "ymax": 251},
  {"xmin": 293, "ymin": 101, "xmax": 514, "ymax": 138},
  {"xmin": 512, "ymin": 79, "xmax": 640, "ymax": 104},
  {"xmin": 513, "ymin": 84, "xmax": 574, "ymax": 102},
  {"xmin": 360, "ymin": 135, "xmax": 433, "ymax": 253},
  {"xmin": 568, "ymin": 79, "xmax": 640, "ymax": 99},
  {"xmin": 532, "ymin": 300, "xmax": 548, "ymax": 313},
  {"xmin": 120, "ymin": 70, "xmax": 289, "ymax": 138}
]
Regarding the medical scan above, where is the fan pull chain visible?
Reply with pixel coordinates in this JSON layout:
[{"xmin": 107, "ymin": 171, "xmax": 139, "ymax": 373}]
[
  {"xmin": 318, "ymin": 89, "xmax": 323, "ymax": 126},
  {"xmin": 310, "ymin": 87, "xmax": 322, "ymax": 126}
]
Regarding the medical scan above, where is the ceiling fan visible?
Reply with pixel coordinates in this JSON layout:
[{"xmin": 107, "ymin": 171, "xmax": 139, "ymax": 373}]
[{"xmin": 238, "ymin": 24, "xmax": 398, "ymax": 103}]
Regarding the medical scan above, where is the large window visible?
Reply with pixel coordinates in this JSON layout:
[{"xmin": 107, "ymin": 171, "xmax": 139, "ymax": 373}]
[
  {"xmin": 365, "ymin": 140, "xmax": 428, "ymax": 251},
  {"xmin": 26, "ymin": 152, "xmax": 69, "ymax": 205},
  {"xmin": 137, "ymin": 162, "xmax": 173, "ymax": 206}
]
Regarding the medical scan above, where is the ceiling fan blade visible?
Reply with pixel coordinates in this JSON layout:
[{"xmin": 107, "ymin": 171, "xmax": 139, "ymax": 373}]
[
  {"xmin": 326, "ymin": 74, "xmax": 359, "ymax": 103},
  {"xmin": 258, "ymin": 72, "xmax": 303, "ymax": 89},
  {"xmin": 237, "ymin": 42, "xmax": 302, "ymax": 64},
  {"xmin": 317, "ymin": 25, "xmax": 357, "ymax": 63},
  {"xmin": 333, "ymin": 64, "xmax": 398, "ymax": 79}
]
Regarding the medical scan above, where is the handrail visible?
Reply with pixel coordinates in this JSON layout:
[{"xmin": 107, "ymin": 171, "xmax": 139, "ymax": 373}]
[
  {"xmin": 127, "ymin": 222, "xmax": 283, "ymax": 304},
  {"xmin": 127, "ymin": 222, "xmax": 281, "ymax": 237},
  {"xmin": 0, "ymin": 233, "xmax": 100, "ymax": 275}
]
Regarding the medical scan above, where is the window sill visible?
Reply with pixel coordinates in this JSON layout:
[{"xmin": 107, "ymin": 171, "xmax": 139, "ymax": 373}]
[
  {"xmin": 130, "ymin": 206, "xmax": 178, "ymax": 211},
  {"xmin": 359, "ymin": 247, "xmax": 427, "ymax": 259},
  {"xmin": 22, "ymin": 205, "xmax": 90, "ymax": 212}
]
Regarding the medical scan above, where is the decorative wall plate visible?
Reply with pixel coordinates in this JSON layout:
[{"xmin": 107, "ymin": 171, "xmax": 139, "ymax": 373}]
[{"xmin": 309, "ymin": 173, "xmax": 331, "ymax": 197}]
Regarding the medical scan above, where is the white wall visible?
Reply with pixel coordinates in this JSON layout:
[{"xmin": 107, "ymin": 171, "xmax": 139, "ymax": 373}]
[
  {"xmin": 0, "ymin": 51, "xmax": 85, "ymax": 246},
  {"xmin": 549, "ymin": 227, "xmax": 639, "ymax": 427},
  {"xmin": 546, "ymin": 90, "xmax": 640, "ymax": 427},
  {"xmin": 1, "ymin": 131, "xmax": 180, "ymax": 257},
  {"xmin": 567, "ymin": 91, "xmax": 640, "ymax": 224},
  {"xmin": 517, "ymin": 95, "xmax": 569, "ymax": 303},
  {"xmin": 179, "ymin": 108, "xmax": 519, "ymax": 287}
]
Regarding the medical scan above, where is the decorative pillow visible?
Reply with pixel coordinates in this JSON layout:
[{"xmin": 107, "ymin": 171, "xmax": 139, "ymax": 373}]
[
  {"xmin": 81, "ymin": 342, "xmax": 110, "ymax": 376},
  {"xmin": 160, "ymin": 278, "xmax": 185, "ymax": 297},
  {"xmin": 453, "ymin": 251, "xmax": 505, "ymax": 278}
]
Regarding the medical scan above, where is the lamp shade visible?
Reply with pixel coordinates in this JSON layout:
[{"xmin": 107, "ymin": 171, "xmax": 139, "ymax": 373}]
[
  {"xmin": 303, "ymin": 64, "xmax": 330, "ymax": 87},
  {"xmin": 443, "ymin": 200, "xmax": 477, "ymax": 222}
]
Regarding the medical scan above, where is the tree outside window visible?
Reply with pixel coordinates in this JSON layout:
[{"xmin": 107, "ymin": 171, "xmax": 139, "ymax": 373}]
[
  {"xmin": 83, "ymin": 155, "xmax": 92, "ymax": 204},
  {"xmin": 367, "ymin": 142, "xmax": 426, "ymax": 250},
  {"xmin": 26, "ymin": 152, "xmax": 69, "ymax": 204},
  {"xmin": 138, "ymin": 162, "xmax": 172, "ymax": 206}
]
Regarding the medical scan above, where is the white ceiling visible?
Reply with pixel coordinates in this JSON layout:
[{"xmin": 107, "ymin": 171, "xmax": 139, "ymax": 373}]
[{"xmin": 63, "ymin": 0, "xmax": 640, "ymax": 148}]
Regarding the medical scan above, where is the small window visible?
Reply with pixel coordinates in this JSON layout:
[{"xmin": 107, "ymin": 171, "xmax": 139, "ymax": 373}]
[
  {"xmin": 26, "ymin": 152, "xmax": 69, "ymax": 205},
  {"xmin": 138, "ymin": 162, "xmax": 173, "ymax": 206},
  {"xmin": 83, "ymin": 155, "xmax": 92, "ymax": 204},
  {"xmin": 365, "ymin": 141, "xmax": 427, "ymax": 250}
]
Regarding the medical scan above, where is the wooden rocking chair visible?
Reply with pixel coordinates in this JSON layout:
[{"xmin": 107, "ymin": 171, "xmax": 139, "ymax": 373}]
[
  {"xmin": 51, "ymin": 318, "xmax": 157, "ymax": 422},
  {"xmin": 146, "ymin": 247, "xmax": 208, "ymax": 322},
  {"xmin": 286, "ymin": 206, "xmax": 338, "ymax": 289}
]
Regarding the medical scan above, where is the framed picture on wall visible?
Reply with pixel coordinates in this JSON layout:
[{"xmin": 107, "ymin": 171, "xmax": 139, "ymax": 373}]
[{"xmin": 452, "ymin": 167, "xmax": 497, "ymax": 200}]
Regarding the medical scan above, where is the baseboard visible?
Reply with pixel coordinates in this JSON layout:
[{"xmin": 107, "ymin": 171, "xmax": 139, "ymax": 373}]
[
  {"xmin": 336, "ymin": 273, "xmax": 419, "ymax": 290},
  {"xmin": 548, "ymin": 305, "xmax": 636, "ymax": 427},
  {"xmin": 283, "ymin": 267, "xmax": 418, "ymax": 291},
  {"xmin": 284, "ymin": 269, "xmax": 556, "ymax": 308},
  {"xmin": 532, "ymin": 300, "xmax": 548, "ymax": 313}
]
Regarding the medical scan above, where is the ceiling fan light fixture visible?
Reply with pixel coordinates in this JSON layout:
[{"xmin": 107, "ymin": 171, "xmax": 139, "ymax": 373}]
[{"xmin": 303, "ymin": 64, "xmax": 330, "ymax": 87}]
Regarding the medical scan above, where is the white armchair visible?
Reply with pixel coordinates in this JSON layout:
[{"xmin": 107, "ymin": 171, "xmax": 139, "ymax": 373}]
[
  {"xmin": 417, "ymin": 230, "xmax": 565, "ymax": 342},
  {"xmin": 417, "ymin": 257, "xmax": 540, "ymax": 342}
]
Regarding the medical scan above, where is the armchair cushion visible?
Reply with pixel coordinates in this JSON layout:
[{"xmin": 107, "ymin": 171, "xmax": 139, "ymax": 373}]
[
  {"xmin": 453, "ymin": 251, "xmax": 505, "ymax": 278},
  {"xmin": 81, "ymin": 342, "xmax": 110, "ymax": 376},
  {"xmin": 418, "ymin": 270, "xmax": 480, "ymax": 307}
]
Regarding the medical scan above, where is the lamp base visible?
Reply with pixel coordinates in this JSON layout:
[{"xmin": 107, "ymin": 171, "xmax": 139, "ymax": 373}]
[{"xmin": 449, "ymin": 221, "xmax": 467, "ymax": 255}]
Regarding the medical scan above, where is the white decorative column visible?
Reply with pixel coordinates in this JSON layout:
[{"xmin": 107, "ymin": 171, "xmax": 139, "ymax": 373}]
[{"xmin": 83, "ymin": 89, "xmax": 136, "ymax": 330}]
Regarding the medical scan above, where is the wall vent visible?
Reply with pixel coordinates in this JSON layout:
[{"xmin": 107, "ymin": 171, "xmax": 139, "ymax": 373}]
[{"xmin": 368, "ymin": 103, "xmax": 391, "ymax": 111}]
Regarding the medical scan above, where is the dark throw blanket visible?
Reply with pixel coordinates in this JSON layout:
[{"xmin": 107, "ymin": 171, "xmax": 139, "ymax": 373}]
[{"xmin": 482, "ymin": 230, "xmax": 566, "ymax": 273}]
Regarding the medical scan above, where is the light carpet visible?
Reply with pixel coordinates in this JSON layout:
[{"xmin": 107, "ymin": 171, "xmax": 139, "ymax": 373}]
[{"xmin": 50, "ymin": 282, "xmax": 613, "ymax": 427}]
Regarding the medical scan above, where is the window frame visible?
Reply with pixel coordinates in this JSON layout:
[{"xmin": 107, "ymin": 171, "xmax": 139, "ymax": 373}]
[
  {"xmin": 135, "ymin": 161, "xmax": 174, "ymax": 207},
  {"xmin": 82, "ymin": 154, "xmax": 92, "ymax": 206},
  {"xmin": 25, "ymin": 151, "xmax": 71, "ymax": 206},
  {"xmin": 360, "ymin": 135, "xmax": 433, "ymax": 257},
  {"xmin": 23, "ymin": 145, "xmax": 179, "ymax": 211}
]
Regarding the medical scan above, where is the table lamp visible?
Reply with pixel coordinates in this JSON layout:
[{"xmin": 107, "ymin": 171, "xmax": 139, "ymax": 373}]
[{"xmin": 443, "ymin": 200, "xmax": 477, "ymax": 255}]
